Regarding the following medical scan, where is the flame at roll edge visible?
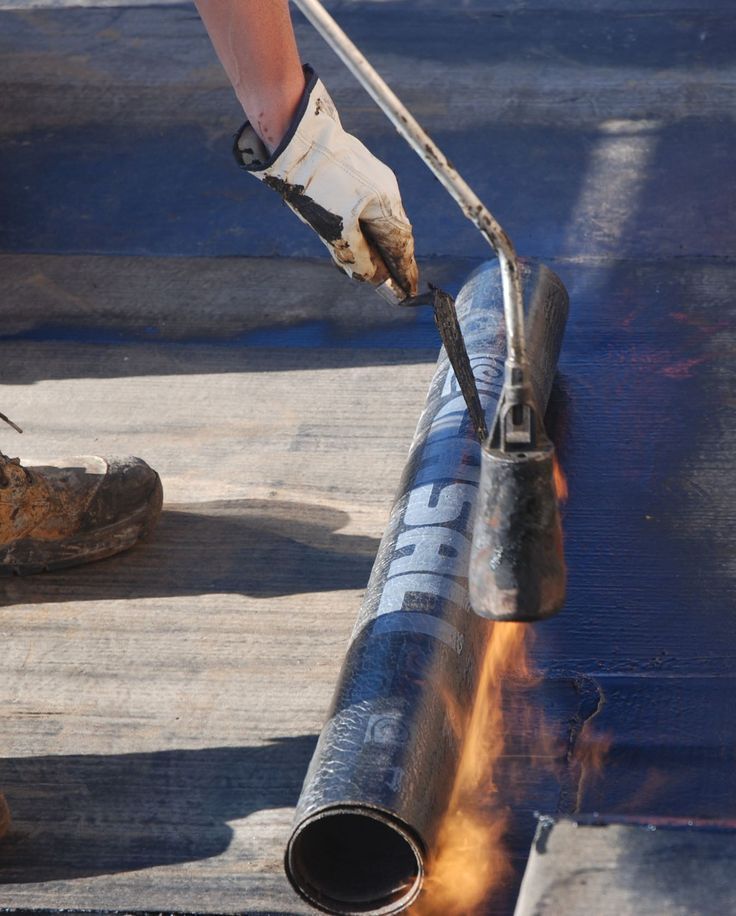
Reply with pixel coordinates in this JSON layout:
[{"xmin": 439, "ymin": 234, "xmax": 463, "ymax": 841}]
[
  {"xmin": 411, "ymin": 621, "xmax": 537, "ymax": 915},
  {"xmin": 411, "ymin": 454, "xmax": 614, "ymax": 916}
]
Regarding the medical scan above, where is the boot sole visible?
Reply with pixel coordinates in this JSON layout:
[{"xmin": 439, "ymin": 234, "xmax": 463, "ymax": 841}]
[{"xmin": 0, "ymin": 474, "xmax": 163, "ymax": 577}]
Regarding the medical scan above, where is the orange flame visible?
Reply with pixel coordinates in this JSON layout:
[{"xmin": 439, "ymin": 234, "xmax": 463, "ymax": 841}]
[
  {"xmin": 412, "ymin": 623, "xmax": 534, "ymax": 915},
  {"xmin": 569, "ymin": 730, "xmax": 613, "ymax": 812},
  {"xmin": 412, "ymin": 613, "xmax": 609, "ymax": 914},
  {"xmin": 552, "ymin": 454, "xmax": 569, "ymax": 503}
]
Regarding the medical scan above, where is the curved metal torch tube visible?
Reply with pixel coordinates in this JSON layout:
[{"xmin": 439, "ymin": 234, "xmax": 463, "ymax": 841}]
[
  {"xmin": 285, "ymin": 262, "xmax": 568, "ymax": 915},
  {"xmin": 290, "ymin": 0, "xmax": 527, "ymax": 366}
]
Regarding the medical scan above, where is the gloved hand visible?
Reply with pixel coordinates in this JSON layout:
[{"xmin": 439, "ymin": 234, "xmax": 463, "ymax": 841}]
[{"xmin": 234, "ymin": 66, "xmax": 419, "ymax": 300}]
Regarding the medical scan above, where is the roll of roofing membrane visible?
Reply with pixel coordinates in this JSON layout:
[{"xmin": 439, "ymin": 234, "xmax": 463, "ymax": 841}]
[{"xmin": 285, "ymin": 261, "xmax": 569, "ymax": 915}]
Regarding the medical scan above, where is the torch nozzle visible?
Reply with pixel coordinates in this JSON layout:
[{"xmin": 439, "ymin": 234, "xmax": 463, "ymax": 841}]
[{"xmin": 469, "ymin": 387, "xmax": 566, "ymax": 623}]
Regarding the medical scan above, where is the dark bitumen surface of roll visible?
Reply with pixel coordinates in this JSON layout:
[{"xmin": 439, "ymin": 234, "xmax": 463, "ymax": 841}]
[{"xmin": 285, "ymin": 260, "xmax": 569, "ymax": 915}]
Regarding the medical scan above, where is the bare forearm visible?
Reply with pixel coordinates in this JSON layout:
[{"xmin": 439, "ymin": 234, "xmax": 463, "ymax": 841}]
[{"xmin": 195, "ymin": 0, "xmax": 305, "ymax": 152}]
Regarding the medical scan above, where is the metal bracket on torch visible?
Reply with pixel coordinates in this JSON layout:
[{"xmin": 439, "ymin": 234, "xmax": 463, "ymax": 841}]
[{"xmin": 490, "ymin": 361, "xmax": 542, "ymax": 452}]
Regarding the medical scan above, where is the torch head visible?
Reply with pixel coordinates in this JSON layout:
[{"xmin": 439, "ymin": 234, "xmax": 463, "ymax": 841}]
[{"xmin": 469, "ymin": 386, "xmax": 566, "ymax": 622}]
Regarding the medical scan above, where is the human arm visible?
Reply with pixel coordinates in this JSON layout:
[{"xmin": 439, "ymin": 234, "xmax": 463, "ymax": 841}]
[
  {"xmin": 194, "ymin": 0, "xmax": 305, "ymax": 153},
  {"xmin": 196, "ymin": 0, "xmax": 419, "ymax": 298}
]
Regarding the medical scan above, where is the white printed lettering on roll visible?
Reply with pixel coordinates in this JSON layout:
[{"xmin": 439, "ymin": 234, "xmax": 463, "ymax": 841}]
[
  {"xmin": 389, "ymin": 527, "xmax": 471, "ymax": 578},
  {"xmin": 404, "ymin": 481, "xmax": 476, "ymax": 527}
]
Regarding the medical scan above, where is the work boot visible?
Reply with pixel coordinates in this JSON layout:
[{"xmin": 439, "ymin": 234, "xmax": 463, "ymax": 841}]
[{"xmin": 0, "ymin": 451, "xmax": 163, "ymax": 576}]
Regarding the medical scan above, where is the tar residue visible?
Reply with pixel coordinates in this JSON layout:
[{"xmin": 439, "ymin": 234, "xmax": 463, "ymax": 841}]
[{"xmin": 264, "ymin": 176, "xmax": 344, "ymax": 243}]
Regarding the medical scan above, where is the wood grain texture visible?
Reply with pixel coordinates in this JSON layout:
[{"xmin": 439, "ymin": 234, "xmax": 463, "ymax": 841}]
[
  {"xmin": 0, "ymin": 339, "xmax": 435, "ymax": 912},
  {"xmin": 0, "ymin": 253, "xmax": 469, "ymax": 343}
]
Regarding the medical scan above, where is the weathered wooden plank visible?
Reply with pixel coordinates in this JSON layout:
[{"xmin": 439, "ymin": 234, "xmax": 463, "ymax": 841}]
[
  {"xmin": 0, "ymin": 338, "xmax": 437, "ymax": 912},
  {"xmin": 2, "ymin": 4, "xmax": 734, "ymax": 131},
  {"xmin": 2, "ymin": 5, "xmax": 735, "ymax": 264},
  {"xmin": 0, "ymin": 253, "xmax": 469, "ymax": 343}
]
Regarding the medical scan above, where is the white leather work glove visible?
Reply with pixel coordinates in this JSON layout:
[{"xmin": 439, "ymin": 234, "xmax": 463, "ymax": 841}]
[{"xmin": 234, "ymin": 66, "xmax": 419, "ymax": 301}]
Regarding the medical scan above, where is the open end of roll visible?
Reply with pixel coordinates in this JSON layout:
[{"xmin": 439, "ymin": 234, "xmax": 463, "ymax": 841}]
[{"xmin": 286, "ymin": 807, "xmax": 424, "ymax": 915}]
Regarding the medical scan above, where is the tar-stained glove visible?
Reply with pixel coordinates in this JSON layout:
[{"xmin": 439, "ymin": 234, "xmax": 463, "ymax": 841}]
[{"xmin": 234, "ymin": 66, "xmax": 419, "ymax": 300}]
